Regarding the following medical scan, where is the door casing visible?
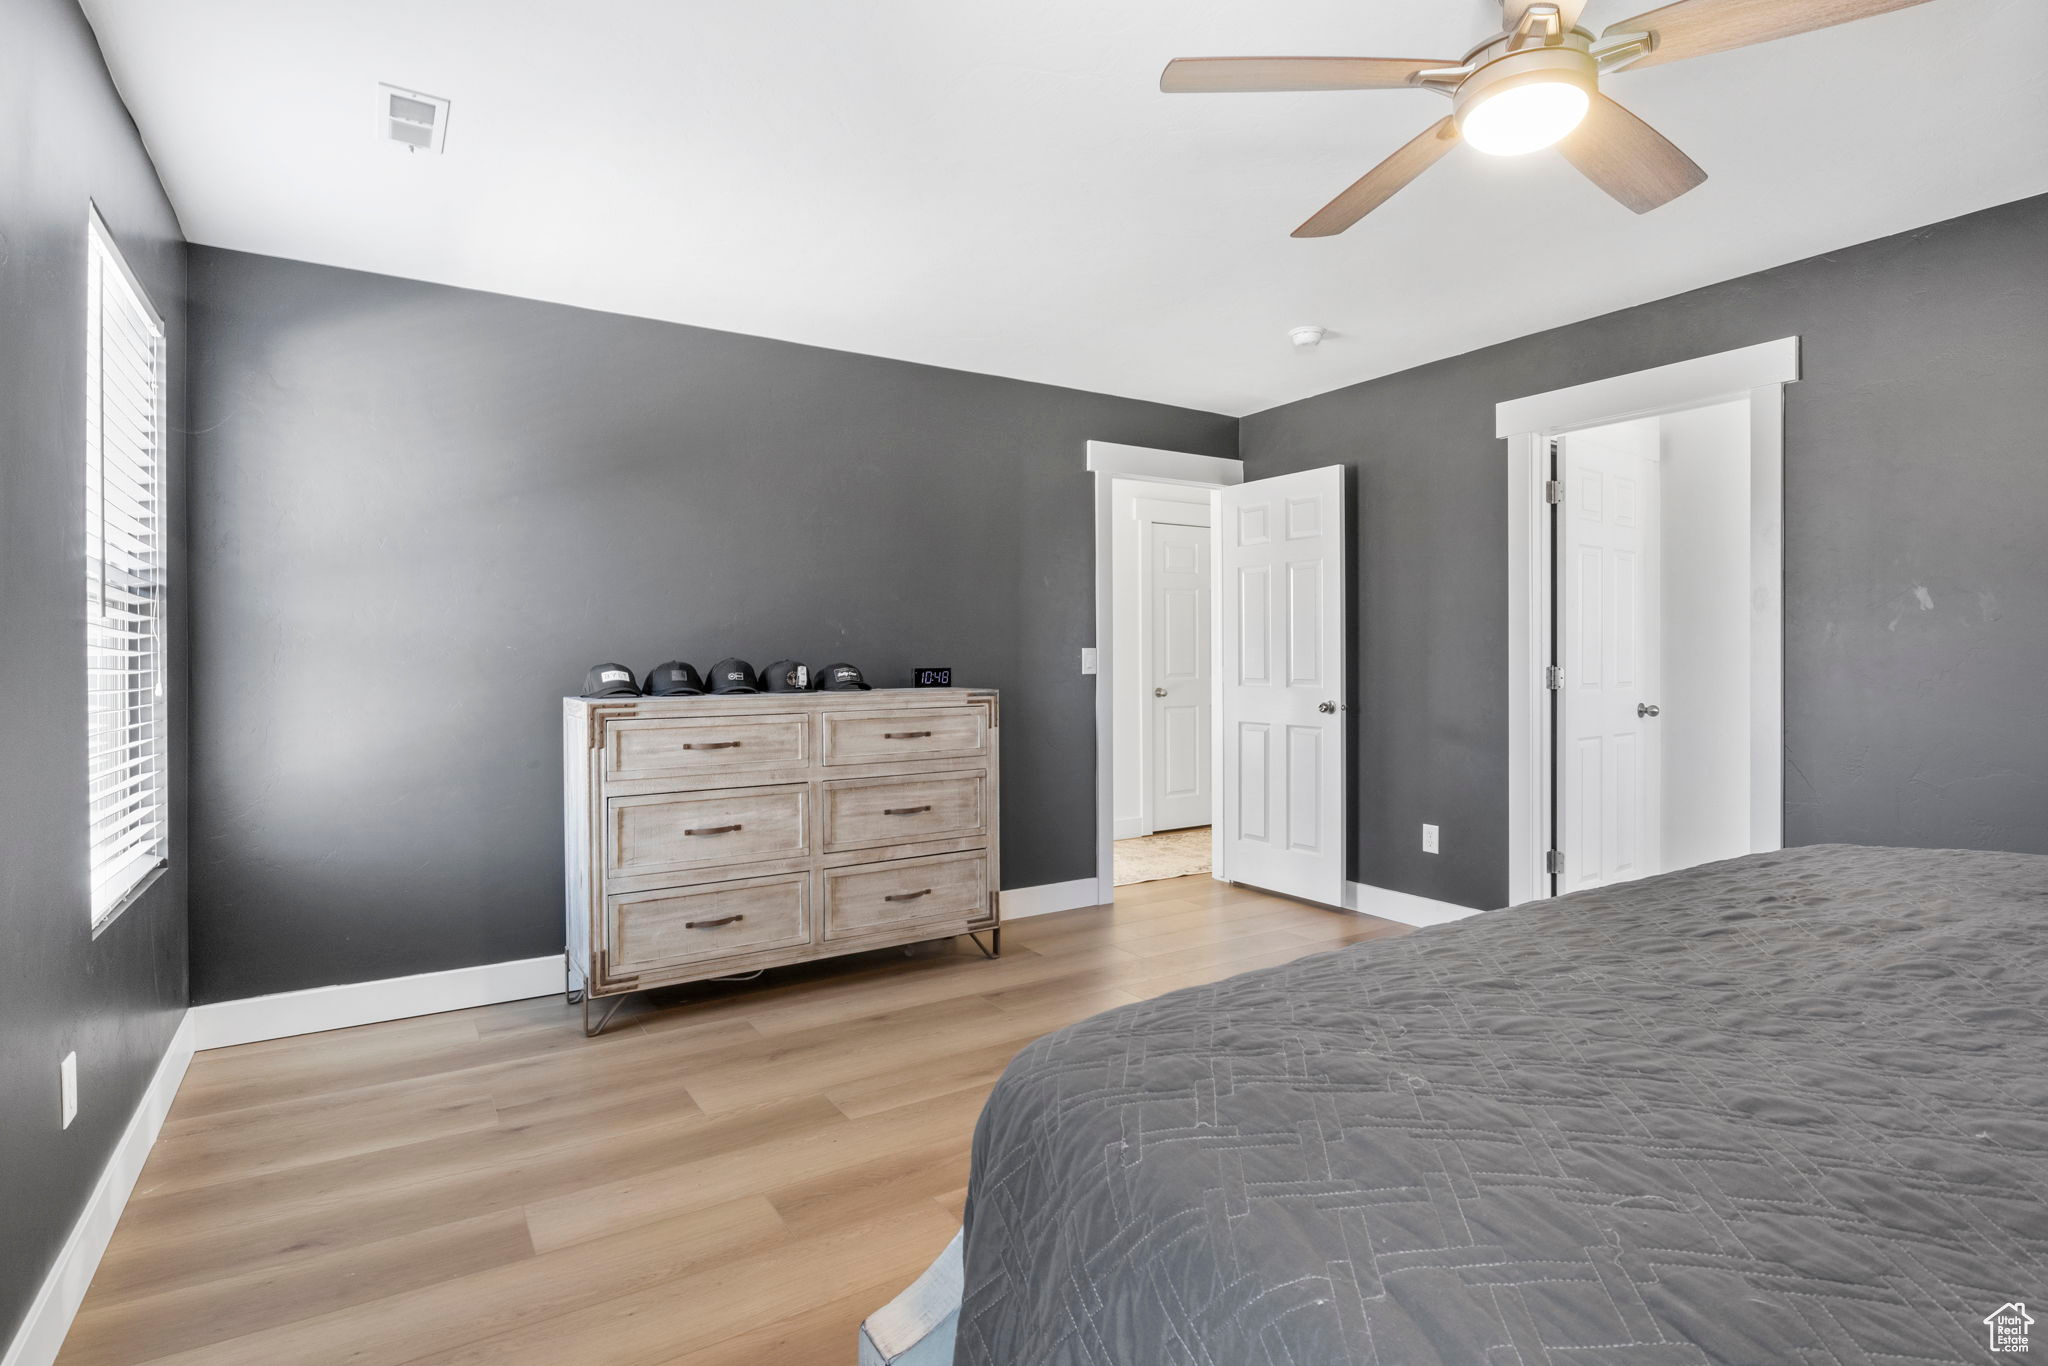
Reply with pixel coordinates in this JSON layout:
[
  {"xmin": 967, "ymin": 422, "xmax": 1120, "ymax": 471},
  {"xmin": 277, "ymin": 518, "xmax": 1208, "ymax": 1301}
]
[
  {"xmin": 1500, "ymin": 339, "xmax": 1796, "ymax": 906},
  {"xmin": 1087, "ymin": 442, "xmax": 1243, "ymax": 906}
]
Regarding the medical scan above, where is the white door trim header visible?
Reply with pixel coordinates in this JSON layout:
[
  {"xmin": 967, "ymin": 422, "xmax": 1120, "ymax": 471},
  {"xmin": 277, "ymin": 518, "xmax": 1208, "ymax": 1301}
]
[
  {"xmin": 1494, "ymin": 337, "xmax": 1800, "ymax": 439},
  {"xmin": 1087, "ymin": 441, "xmax": 1243, "ymax": 485}
]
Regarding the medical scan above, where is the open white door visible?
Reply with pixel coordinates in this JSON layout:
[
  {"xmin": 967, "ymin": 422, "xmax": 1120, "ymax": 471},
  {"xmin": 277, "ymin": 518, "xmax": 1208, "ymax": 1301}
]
[
  {"xmin": 1557, "ymin": 424, "xmax": 1662, "ymax": 892},
  {"xmin": 1215, "ymin": 466, "xmax": 1347, "ymax": 907}
]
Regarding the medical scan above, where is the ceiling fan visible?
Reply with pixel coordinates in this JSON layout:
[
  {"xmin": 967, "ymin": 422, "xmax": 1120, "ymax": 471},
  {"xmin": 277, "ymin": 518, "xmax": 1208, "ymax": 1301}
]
[{"xmin": 1161, "ymin": 0, "xmax": 1936, "ymax": 236}]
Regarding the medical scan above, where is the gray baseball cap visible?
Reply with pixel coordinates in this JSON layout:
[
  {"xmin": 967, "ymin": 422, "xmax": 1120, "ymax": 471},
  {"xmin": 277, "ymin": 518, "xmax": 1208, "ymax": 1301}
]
[
  {"xmin": 707, "ymin": 657, "xmax": 761, "ymax": 694},
  {"xmin": 581, "ymin": 662, "xmax": 641, "ymax": 698},
  {"xmin": 643, "ymin": 661, "xmax": 706, "ymax": 696},
  {"xmin": 817, "ymin": 662, "xmax": 871, "ymax": 692}
]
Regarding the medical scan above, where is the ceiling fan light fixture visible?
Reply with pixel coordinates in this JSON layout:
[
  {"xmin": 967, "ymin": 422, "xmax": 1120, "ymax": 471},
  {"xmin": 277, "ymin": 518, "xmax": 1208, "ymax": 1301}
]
[
  {"xmin": 1461, "ymin": 79, "xmax": 1590, "ymax": 155},
  {"xmin": 1452, "ymin": 47, "xmax": 1597, "ymax": 157}
]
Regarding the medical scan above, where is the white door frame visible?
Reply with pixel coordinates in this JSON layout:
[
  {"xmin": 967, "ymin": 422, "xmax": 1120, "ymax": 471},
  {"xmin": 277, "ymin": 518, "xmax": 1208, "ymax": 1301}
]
[
  {"xmin": 1087, "ymin": 442, "xmax": 1243, "ymax": 907},
  {"xmin": 1500, "ymin": 338, "xmax": 1798, "ymax": 907}
]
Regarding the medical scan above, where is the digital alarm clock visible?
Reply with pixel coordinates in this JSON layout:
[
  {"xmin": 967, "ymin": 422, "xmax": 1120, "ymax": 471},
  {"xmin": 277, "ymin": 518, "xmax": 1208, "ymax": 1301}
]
[{"xmin": 912, "ymin": 667, "xmax": 953, "ymax": 688}]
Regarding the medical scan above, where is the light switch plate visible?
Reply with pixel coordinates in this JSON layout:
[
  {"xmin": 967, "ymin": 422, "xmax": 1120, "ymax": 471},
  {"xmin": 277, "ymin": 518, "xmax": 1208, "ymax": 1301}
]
[
  {"xmin": 1080, "ymin": 647, "xmax": 1098, "ymax": 675},
  {"xmin": 1422, "ymin": 824, "xmax": 1440, "ymax": 855},
  {"xmin": 60, "ymin": 1051, "xmax": 78, "ymax": 1128}
]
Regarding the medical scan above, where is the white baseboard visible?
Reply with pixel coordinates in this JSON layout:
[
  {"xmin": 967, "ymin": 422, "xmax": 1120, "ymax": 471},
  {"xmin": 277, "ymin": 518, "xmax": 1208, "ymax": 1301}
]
[
  {"xmin": 1000, "ymin": 877, "xmax": 1104, "ymax": 921},
  {"xmin": 190, "ymin": 955, "xmax": 566, "ymax": 1051},
  {"xmin": 185, "ymin": 885, "xmax": 1123, "ymax": 1052},
  {"xmin": 1111, "ymin": 817, "xmax": 1145, "ymax": 841},
  {"xmin": 3, "ymin": 1012, "xmax": 193, "ymax": 1366},
  {"xmin": 1346, "ymin": 881, "xmax": 1486, "ymax": 928}
]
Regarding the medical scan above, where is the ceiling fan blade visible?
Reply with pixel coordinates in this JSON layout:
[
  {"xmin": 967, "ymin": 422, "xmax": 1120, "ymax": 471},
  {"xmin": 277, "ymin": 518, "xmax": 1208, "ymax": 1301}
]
[
  {"xmin": 1293, "ymin": 117, "xmax": 1459, "ymax": 238},
  {"xmin": 1558, "ymin": 94, "xmax": 1707, "ymax": 213},
  {"xmin": 1160, "ymin": 57, "xmax": 1454, "ymax": 93},
  {"xmin": 1602, "ymin": 0, "xmax": 1935, "ymax": 69}
]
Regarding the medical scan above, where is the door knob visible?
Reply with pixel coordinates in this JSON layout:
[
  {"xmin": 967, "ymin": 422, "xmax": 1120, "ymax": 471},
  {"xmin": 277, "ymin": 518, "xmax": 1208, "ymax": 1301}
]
[
  {"xmin": 1637, "ymin": 703, "xmax": 1661, "ymax": 718},
  {"xmin": 1153, "ymin": 687, "xmax": 1168, "ymax": 697},
  {"xmin": 1318, "ymin": 700, "xmax": 1337, "ymax": 714}
]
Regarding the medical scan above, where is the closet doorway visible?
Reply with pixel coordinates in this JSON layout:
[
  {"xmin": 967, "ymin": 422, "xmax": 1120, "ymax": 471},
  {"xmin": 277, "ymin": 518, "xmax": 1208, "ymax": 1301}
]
[{"xmin": 1499, "ymin": 339, "xmax": 1796, "ymax": 905}]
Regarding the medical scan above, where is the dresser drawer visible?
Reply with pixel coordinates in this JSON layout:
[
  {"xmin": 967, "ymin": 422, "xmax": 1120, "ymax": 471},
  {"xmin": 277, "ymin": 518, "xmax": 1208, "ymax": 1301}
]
[
  {"xmin": 607, "ymin": 872, "xmax": 811, "ymax": 974},
  {"xmin": 823, "ymin": 771, "xmax": 985, "ymax": 853},
  {"xmin": 824, "ymin": 851, "xmax": 987, "ymax": 941},
  {"xmin": 821, "ymin": 708, "xmax": 988, "ymax": 766},
  {"xmin": 607, "ymin": 784, "xmax": 809, "ymax": 878},
  {"xmin": 604, "ymin": 715, "xmax": 808, "ymax": 781}
]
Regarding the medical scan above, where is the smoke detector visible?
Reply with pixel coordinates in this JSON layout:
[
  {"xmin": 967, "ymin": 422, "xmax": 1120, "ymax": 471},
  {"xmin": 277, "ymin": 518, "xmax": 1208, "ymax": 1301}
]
[
  {"xmin": 1289, "ymin": 325, "xmax": 1327, "ymax": 350},
  {"xmin": 377, "ymin": 83, "xmax": 450, "ymax": 154}
]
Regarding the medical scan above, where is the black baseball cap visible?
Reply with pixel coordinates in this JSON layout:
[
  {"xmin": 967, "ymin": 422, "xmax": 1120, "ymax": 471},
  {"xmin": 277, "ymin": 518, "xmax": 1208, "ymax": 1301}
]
[
  {"xmin": 760, "ymin": 660, "xmax": 810, "ymax": 692},
  {"xmin": 817, "ymin": 662, "xmax": 871, "ymax": 692},
  {"xmin": 643, "ymin": 661, "xmax": 706, "ymax": 696},
  {"xmin": 581, "ymin": 662, "xmax": 641, "ymax": 698},
  {"xmin": 707, "ymin": 657, "xmax": 761, "ymax": 694}
]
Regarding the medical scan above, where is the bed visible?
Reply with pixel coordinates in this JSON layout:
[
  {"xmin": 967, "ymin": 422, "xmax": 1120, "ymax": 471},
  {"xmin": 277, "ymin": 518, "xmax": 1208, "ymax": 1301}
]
[{"xmin": 950, "ymin": 845, "xmax": 2048, "ymax": 1365}]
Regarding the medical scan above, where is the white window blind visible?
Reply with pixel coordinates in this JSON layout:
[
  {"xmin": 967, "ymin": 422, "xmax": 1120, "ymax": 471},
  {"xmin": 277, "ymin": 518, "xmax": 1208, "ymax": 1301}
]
[{"xmin": 85, "ymin": 211, "xmax": 168, "ymax": 924}]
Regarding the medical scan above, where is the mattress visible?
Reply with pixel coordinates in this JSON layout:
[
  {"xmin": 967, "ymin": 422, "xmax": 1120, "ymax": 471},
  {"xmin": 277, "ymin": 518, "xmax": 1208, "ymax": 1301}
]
[{"xmin": 955, "ymin": 845, "xmax": 2048, "ymax": 1364}]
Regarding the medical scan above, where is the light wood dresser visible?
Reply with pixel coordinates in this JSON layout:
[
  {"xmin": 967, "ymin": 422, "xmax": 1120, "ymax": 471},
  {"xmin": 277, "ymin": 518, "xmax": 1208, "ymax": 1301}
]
[{"xmin": 563, "ymin": 689, "xmax": 1000, "ymax": 1033}]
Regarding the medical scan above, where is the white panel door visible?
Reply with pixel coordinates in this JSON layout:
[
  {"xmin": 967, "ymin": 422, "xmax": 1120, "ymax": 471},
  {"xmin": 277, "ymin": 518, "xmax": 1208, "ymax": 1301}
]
[
  {"xmin": 1147, "ymin": 520, "xmax": 1211, "ymax": 831},
  {"xmin": 1216, "ymin": 466, "xmax": 1346, "ymax": 906},
  {"xmin": 1558, "ymin": 425, "xmax": 1662, "ymax": 893}
]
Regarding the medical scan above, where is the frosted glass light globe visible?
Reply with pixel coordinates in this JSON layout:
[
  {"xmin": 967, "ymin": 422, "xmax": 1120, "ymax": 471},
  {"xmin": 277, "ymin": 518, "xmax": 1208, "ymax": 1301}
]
[{"xmin": 1461, "ymin": 80, "xmax": 1590, "ymax": 156}]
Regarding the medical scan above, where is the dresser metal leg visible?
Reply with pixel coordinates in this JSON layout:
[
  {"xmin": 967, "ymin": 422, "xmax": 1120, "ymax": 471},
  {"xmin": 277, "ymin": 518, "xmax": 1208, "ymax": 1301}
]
[
  {"xmin": 968, "ymin": 929, "xmax": 1000, "ymax": 960},
  {"xmin": 583, "ymin": 990, "xmax": 629, "ymax": 1037}
]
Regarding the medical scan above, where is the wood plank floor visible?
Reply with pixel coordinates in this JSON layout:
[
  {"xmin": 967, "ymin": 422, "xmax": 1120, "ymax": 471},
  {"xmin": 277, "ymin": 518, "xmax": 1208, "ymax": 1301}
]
[{"xmin": 62, "ymin": 878, "xmax": 1408, "ymax": 1366}]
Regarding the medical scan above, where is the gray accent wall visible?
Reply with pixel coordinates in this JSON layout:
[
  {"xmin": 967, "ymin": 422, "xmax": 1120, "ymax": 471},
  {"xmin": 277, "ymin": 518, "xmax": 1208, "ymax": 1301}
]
[
  {"xmin": 1240, "ymin": 193, "xmax": 2048, "ymax": 911},
  {"xmin": 186, "ymin": 247, "xmax": 1235, "ymax": 1004},
  {"xmin": 0, "ymin": 0, "xmax": 188, "ymax": 1346}
]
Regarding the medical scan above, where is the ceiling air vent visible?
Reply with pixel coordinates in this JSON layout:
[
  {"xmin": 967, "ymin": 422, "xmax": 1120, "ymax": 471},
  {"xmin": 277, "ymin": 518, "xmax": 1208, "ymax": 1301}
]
[{"xmin": 377, "ymin": 83, "xmax": 449, "ymax": 154}]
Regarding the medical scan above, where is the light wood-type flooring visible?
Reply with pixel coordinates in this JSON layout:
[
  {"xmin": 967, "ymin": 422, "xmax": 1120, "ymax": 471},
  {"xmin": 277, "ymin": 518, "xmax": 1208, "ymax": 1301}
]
[{"xmin": 61, "ymin": 877, "xmax": 1409, "ymax": 1366}]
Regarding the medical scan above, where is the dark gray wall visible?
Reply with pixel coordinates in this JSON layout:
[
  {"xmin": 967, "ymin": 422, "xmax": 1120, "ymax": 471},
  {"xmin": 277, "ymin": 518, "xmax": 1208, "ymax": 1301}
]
[
  {"xmin": 0, "ymin": 0, "xmax": 188, "ymax": 1346},
  {"xmin": 1241, "ymin": 194, "xmax": 2048, "ymax": 911},
  {"xmin": 186, "ymin": 248, "xmax": 1234, "ymax": 1003}
]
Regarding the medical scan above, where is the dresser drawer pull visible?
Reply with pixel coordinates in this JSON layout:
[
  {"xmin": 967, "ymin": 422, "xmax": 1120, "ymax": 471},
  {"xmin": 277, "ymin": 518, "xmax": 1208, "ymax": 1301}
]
[
  {"xmin": 683, "ymin": 823, "xmax": 743, "ymax": 836},
  {"xmin": 882, "ymin": 805, "xmax": 932, "ymax": 817},
  {"xmin": 684, "ymin": 914, "xmax": 745, "ymax": 929},
  {"xmin": 682, "ymin": 741, "xmax": 742, "ymax": 750},
  {"xmin": 883, "ymin": 731, "xmax": 933, "ymax": 740},
  {"xmin": 884, "ymin": 889, "xmax": 932, "ymax": 903}
]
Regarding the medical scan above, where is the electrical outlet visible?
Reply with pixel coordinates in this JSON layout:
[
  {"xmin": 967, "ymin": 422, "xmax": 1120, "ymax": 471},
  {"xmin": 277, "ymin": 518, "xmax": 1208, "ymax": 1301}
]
[
  {"xmin": 1421, "ymin": 824, "xmax": 1440, "ymax": 855},
  {"xmin": 60, "ymin": 1052, "xmax": 78, "ymax": 1129},
  {"xmin": 1080, "ymin": 647, "xmax": 1098, "ymax": 676}
]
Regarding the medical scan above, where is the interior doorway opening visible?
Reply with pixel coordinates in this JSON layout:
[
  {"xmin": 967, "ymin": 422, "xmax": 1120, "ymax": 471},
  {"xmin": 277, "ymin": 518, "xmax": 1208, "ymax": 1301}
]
[
  {"xmin": 1554, "ymin": 399, "xmax": 1755, "ymax": 894},
  {"xmin": 1088, "ymin": 442, "xmax": 1349, "ymax": 913},
  {"xmin": 1110, "ymin": 478, "xmax": 1215, "ymax": 886},
  {"xmin": 1499, "ymin": 336, "xmax": 1795, "ymax": 906}
]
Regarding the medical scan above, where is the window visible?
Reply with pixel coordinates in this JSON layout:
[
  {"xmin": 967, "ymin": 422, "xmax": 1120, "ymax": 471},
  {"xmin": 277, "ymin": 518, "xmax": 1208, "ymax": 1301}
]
[{"xmin": 84, "ymin": 210, "xmax": 168, "ymax": 925}]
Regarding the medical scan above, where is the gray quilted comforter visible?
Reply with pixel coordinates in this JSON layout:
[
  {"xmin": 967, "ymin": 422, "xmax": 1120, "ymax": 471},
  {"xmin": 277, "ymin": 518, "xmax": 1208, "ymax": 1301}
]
[{"xmin": 956, "ymin": 846, "xmax": 2048, "ymax": 1365}]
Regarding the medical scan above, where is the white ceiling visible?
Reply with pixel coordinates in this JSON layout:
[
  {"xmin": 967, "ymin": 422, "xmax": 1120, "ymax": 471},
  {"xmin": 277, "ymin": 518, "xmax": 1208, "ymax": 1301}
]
[{"xmin": 84, "ymin": 0, "xmax": 2048, "ymax": 416}]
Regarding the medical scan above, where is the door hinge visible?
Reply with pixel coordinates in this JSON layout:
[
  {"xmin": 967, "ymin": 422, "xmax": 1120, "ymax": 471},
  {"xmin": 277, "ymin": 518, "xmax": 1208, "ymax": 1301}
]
[
  {"xmin": 1544, "ymin": 664, "xmax": 1564, "ymax": 690},
  {"xmin": 1543, "ymin": 479, "xmax": 1564, "ymax": 505},
  {"xmin": 1544, "ymin": 849, "xmax": 1564, "ymax": 877}
]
